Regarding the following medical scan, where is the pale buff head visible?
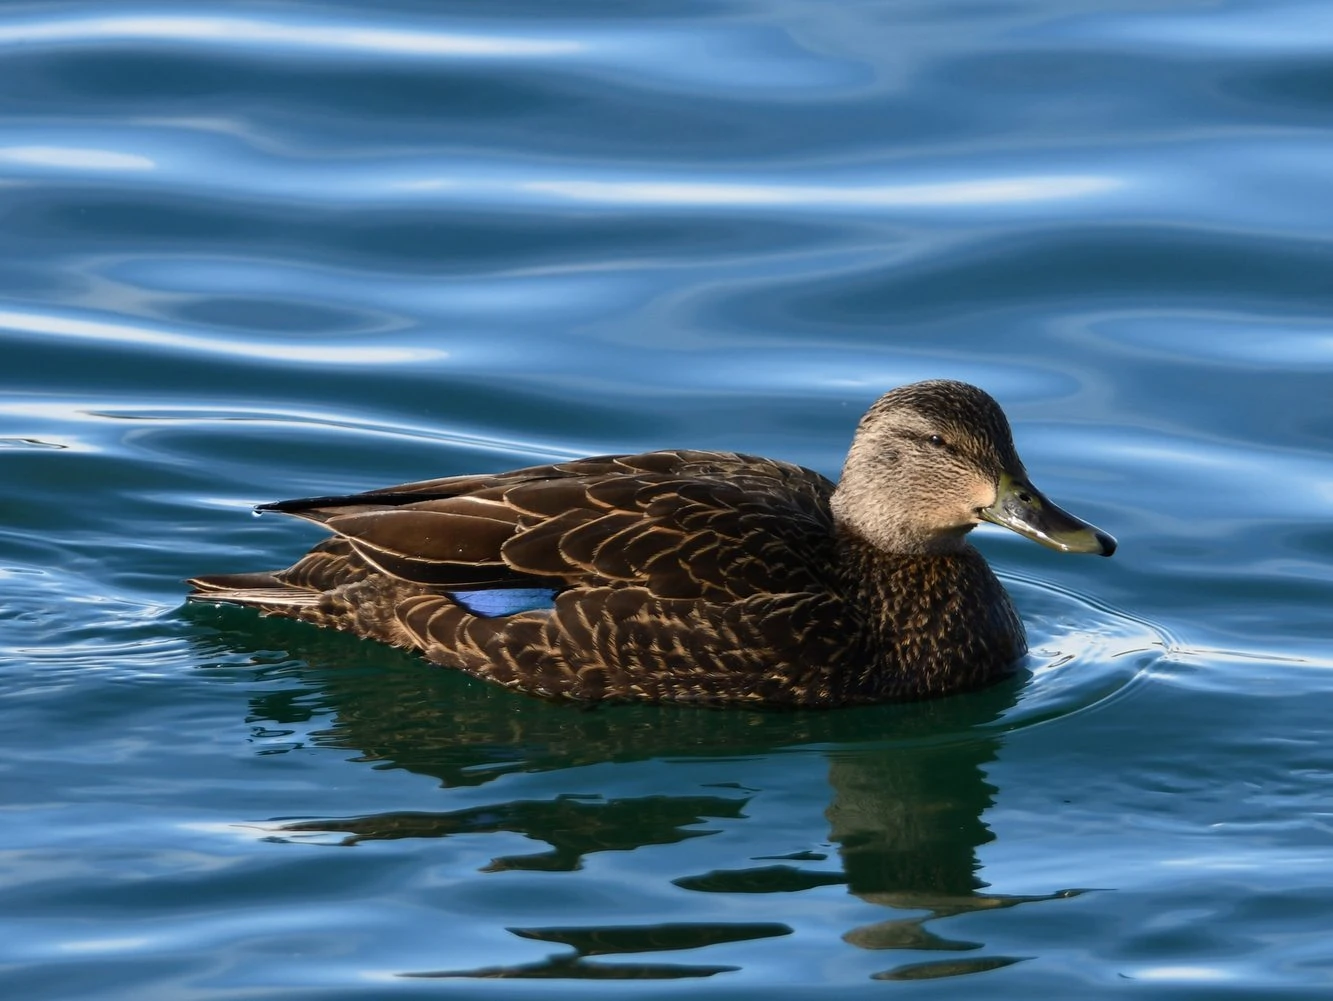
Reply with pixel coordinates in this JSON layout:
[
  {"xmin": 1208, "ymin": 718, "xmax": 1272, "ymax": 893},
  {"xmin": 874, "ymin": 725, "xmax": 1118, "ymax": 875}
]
[{"xmin": 831, "ymin": 380, "xmax": 1023, "ymax": 554}]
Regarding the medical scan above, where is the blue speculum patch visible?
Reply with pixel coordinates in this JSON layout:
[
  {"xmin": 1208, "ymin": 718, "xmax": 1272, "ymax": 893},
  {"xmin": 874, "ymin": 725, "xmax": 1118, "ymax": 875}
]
[{"xmin": 447, "ymin": 588, "xmax": 559, "ymax": 618}]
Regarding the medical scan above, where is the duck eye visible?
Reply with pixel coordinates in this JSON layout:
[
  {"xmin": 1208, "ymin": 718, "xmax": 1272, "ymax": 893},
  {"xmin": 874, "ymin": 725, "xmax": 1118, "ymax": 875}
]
[{"xmin": 927, "ymin": 434, "xmax": 947, "ymax": 448}]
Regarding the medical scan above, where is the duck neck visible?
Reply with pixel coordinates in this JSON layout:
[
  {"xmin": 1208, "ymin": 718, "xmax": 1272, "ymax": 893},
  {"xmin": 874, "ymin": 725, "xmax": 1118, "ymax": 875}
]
[
  {"xmin": 833, "ymin": 525, "xmax": 1024, "ymax": 700},
  {"xmin": 834, "ymin": 524, "xmax": 947, "ymax": 646},
  {"xmin": 829, "ymin": 479, "xmax": 974, "ymax": 557}
]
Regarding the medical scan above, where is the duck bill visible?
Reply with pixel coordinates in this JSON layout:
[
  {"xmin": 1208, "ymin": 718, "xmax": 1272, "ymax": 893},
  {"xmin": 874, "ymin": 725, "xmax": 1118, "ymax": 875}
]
[{"xmin": 981, "ymin": 474, "xmax": 1116, "ymax": 556}]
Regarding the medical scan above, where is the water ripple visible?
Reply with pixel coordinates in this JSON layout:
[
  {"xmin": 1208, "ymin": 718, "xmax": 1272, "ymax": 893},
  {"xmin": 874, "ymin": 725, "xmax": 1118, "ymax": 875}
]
[
  {"xmin": 0, "ymin": 12, "xmax": 587, "ymax": 59},
  {"xmin": 1, "ymin": 0, "xmax": 1331, "ymax": 996}
]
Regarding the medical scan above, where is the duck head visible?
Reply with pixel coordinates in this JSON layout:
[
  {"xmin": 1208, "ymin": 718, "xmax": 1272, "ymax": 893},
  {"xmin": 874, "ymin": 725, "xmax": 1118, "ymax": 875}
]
[{"xmin": 831, "ymin": 380, "xmax": 1116, "ymax": 557}]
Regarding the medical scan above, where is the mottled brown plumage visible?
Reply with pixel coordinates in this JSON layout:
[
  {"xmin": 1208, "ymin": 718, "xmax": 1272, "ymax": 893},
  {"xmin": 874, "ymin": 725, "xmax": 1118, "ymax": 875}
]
[{"xmin": 188, "ymin": 380, "xmax": 1115, "ymax": 706}]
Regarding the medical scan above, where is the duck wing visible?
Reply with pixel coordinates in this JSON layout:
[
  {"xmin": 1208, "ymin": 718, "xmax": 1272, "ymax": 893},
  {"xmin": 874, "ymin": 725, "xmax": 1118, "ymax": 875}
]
[{"xmin": 257, "ymin": 449, "xmax": 840, "ymax": 600}]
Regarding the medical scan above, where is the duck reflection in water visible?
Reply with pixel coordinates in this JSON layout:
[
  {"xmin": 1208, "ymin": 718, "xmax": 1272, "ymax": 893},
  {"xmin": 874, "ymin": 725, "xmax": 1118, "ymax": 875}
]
[{"xmin": 197, "ymin": 617, "xmax": 1088, "ymax": 981}]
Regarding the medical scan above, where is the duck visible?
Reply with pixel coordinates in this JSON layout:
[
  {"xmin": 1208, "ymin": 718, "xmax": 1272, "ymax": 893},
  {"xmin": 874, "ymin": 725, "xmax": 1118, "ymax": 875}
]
[{"xmin": 188, "ymin": 380, "xmax": 1115, "ymax": 707}]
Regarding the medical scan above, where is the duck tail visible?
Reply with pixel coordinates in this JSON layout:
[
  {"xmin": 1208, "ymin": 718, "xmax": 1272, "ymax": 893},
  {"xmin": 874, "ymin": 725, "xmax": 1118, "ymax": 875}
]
[{"xmin": 185, "ymin": 572, "xmax": 323, "ymax": 610}]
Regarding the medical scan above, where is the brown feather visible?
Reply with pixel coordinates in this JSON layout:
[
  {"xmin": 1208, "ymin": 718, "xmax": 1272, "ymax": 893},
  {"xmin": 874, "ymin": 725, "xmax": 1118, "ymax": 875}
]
[{"xmin": 326, "ymin": 510, "xmax": 516, "ymax": 567}]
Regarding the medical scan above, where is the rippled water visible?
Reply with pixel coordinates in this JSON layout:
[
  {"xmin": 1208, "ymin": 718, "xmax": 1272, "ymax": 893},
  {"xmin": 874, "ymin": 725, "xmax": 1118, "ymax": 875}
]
[{"xmin": 3, "ymin": 1, "xmax": 1333, "ymax": 997}]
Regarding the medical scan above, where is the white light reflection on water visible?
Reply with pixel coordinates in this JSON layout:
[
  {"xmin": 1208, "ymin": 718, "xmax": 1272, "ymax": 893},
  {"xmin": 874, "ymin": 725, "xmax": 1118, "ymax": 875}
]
[
  {"xmin": 0, "ymin": 310, "xmax": 442, "ymax": 365},
  {"xmin": 0, "ymin": 146, "xmax": 155, "ymax": 171},
  {"xmin": 0, "ymin": 14, "xmax": 584, "ymax": 58},
  {"xmin": 521, "ymin": 175, "xmax": 1122, "ymax": 208}
]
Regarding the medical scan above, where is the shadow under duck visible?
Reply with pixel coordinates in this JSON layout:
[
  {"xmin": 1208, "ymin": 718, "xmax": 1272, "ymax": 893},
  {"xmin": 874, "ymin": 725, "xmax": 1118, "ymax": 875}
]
[{"xmin": 188, "ymin": 380, "xmax": 1114, "ymax": 707}]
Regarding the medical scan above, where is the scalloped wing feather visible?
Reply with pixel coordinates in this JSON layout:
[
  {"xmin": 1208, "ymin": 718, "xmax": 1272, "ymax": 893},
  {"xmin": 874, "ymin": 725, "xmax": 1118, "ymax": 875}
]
[
  {"xmin": 393, "ymin": 586, "xmax": 852, "ymax": 705},
  {"xmin": 255, "ymin": 452, "xmax": 837, "ymax": 599}
]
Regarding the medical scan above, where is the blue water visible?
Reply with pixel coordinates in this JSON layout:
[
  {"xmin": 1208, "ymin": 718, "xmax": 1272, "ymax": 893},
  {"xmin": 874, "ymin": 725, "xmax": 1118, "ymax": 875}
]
[{"xmin": 3, "ymin": 1, "xmax": 1333, "ymax": 997}]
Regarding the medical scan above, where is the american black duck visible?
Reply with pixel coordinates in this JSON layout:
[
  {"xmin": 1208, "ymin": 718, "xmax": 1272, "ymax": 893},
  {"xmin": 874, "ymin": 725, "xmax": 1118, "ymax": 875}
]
[{"xmin": 188, "ymin": 380, "xmax": 1114, "ymax": 707}]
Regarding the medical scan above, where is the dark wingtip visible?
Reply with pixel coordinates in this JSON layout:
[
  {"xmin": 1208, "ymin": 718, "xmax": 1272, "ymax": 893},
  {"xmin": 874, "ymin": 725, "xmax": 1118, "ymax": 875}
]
[{"xmin": 254, "ymin": 496, "xmax": 344, "ymax": 515}]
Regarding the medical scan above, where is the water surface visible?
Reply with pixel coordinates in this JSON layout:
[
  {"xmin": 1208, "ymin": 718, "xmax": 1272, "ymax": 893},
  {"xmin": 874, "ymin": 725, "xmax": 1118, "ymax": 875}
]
[{"xmin": 2, "ymin": 1, "xmax": 1332, "ymax": 997}]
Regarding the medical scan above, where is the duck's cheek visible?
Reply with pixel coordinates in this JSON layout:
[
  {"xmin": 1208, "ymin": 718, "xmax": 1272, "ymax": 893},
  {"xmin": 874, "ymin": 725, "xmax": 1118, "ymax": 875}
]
[{"xmin": 966, "ymin": 482, "xmax": 999, "ymax": 523}]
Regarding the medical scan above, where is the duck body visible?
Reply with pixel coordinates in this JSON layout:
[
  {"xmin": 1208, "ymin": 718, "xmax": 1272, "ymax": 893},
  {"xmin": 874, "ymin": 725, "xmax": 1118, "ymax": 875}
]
[{"xmin": 189, "ymin": 381, "xmax": 1113, "ymax": 707}]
